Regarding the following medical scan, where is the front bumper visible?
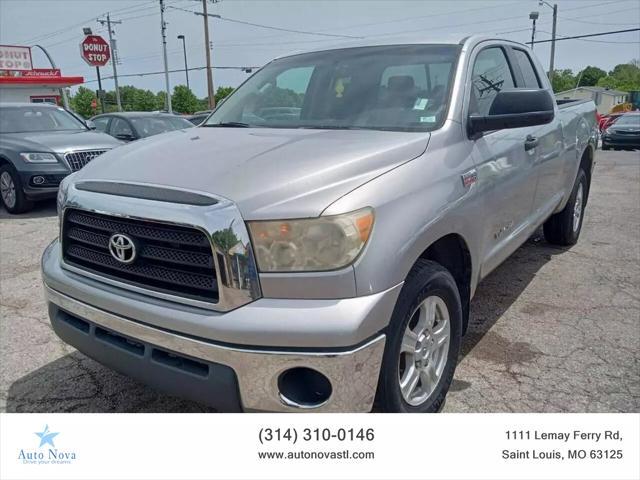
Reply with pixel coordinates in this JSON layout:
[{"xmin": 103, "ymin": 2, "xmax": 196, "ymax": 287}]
[
  {"xmin": 42, "ymin": 239, "xmax": 397, "ymax": 412},
  {"xmin": 17, "ymin": 164, "xmax": 70, "ymax": 201},
  {"xmin": 602, "ymin": 135, "xmax": 640, "ymax": 149},
  {"xmin": 44, "ymin": 285, "xmax": 385, "ymax": 412}
]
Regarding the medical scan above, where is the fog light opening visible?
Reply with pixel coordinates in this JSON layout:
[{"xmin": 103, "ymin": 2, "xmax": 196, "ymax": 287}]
[
  {"xmin": 277, "ymin": 367, "xmax": 332, "ymax": 409},
  {"xmin": 32, "ymin": 175, "xmax": 46, "ymax": 185}
]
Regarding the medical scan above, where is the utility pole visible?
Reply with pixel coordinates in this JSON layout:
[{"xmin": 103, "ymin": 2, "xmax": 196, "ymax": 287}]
[
  {"xmin": 160, "ymin": 0, "xmax": 172, "ymax": 113},
  {"xmin": 548, "ymin": 3, "xmax": 558, "ymax": 81},
  {"xmin": 177, "ymin": 34, "xmax": 189, "ymax": 88},
  {"xmin": 96, "ymin": 66, "xmax": 105, "ymax": 113},
  {"xmin": 202, "ymin": 0, "xmax": 216, "ymax": 109},
  {"xmin": 529, "ymin": 11, "xmax": 539, "ymax": 50},
  {"xmin": 97, "ymin": 14, "xmax": 122, "ymax": 111}
]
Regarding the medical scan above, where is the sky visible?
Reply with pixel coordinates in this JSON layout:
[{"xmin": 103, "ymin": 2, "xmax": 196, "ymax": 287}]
[{"xmin": 1, "ymin": 0, "xmax": 639, "ymax": 99}]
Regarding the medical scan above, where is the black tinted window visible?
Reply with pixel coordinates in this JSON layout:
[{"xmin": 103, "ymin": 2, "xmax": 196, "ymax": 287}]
[
  {"xmin": 470, "ymin": 47, "xmax": 515, "ymax": 116},
  {"xmin": 513, "ymin": 49, "xmax": 541, "ymax": 88},
  {"xmin": 110, "ymin": 118, "xmax": 134, "ymax": 137},
  {"xmin": 92, "ymin": 117, "xmax": 109, "ymax": 132}
]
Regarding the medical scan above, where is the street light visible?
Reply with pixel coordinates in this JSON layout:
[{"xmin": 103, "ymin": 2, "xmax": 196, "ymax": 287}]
[
  {"xmin": 539, "ymin": 0, "xmax": 558, "ymax": 81},
  {"xmin": 529, "ymin": 11, "xmax": 539, "ymax": 50},
  {"xmin": 177, "ymin": 34, "xmax": 189, "ymax": 89}
]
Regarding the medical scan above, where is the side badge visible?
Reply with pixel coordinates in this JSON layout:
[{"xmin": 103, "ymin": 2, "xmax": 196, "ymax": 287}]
[{"xmin": 461, "ymin": 169, "xmax": 478, "ymax": 188}]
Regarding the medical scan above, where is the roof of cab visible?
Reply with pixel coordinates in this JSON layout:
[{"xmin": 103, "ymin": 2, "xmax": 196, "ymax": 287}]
[{"xmin": 273, "ymin": 34, "xmax": 527, "ymax": 60}]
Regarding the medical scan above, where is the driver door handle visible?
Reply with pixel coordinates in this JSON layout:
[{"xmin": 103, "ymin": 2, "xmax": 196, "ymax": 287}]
[{"xmin": 524, "ymin": 134, "xmax": 539, "ymax": 151}]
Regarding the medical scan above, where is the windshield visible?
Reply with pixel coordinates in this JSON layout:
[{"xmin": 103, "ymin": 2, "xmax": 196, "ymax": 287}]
[
  {"xmin": 130, "ymin": 116, "xmax": 194, "ymax": 137},
  {"xmin": 0, "ymin": 105, "xmax": 87, "ymax": 133},
  {"xmin": 613, "ymin": 115, "xmax": 640, "ymax": 127},
  {"xmin": 205, "ymin": 44, "xmax": 460, "ymax": 132}
]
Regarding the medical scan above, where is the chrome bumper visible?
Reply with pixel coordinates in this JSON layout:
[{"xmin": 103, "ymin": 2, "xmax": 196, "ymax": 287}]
[{"xmin": 44, "ymin": 285, "xmax": 386, "ymax": 412}]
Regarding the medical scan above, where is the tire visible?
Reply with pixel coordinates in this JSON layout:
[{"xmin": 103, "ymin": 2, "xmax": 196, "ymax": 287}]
[
  {"xmin": 543, "ymin": 168, "xmax": 587, "ymax": 246},
  {"xmin": 376, "ymin": 259, "xmax": 462, "ymax": 413},
  {"xmin": 0, "ymin": 164, "xmax": 33, "ymax": 214},
  {"xmin": 601, "ymin": 144, "xmax": 610, "ymax": 151}
]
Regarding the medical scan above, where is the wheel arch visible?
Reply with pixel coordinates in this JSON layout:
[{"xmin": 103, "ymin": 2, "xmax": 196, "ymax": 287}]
[
  {"xmin": 417, "ymin": 232, "xmax": 473, "ymax": 334},
  {"xmin": 579, "ymin": 144, "xmax": 594, "ymax": 205}
]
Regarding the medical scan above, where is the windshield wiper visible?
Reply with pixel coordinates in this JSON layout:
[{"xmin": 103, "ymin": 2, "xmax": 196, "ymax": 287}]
[{"xmin": 203, "ymin": 121, "xmax": 250, "ymax": 128}]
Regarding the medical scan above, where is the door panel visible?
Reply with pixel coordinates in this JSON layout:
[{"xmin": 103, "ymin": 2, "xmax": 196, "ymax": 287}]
[
  {"xmin": 472, "ymin": 128, "xmax": 537, "ymax": 276},
  {"xmin": 468, "ymin": 46, "xmax": 539, "ymax": 277}
]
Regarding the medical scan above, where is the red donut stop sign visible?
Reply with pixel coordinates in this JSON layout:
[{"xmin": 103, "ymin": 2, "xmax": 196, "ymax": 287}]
[{"xmin": 80, "ymin": 35, "xmax": 110, "ymax": 67}]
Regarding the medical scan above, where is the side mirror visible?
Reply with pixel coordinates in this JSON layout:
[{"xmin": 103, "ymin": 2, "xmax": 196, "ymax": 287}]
[
  {"xmin": 468, "ymin": 89, "xmax": 555, "ymax": 136},
  {"xmin": 85, "ymin": 120, "xmax": 96, "ymax": 130},
  {"xmin": 115, "ymin": 133, "xmax": 135, "ymax": 141}
]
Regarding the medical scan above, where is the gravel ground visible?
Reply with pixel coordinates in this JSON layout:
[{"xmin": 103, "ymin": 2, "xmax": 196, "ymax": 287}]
[{"xmin": 1, "ymin": 150, "xmax": 638, "ymax": 413}]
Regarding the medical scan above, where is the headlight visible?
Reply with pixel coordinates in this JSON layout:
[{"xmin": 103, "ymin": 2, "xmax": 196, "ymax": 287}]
[
  {"xmin": 20, "ymin": 152, "xmax": 58, "ymax": 163},
  {"xmin": 247, "ymin": 207, "xmax": 374, "ymax": 272}
]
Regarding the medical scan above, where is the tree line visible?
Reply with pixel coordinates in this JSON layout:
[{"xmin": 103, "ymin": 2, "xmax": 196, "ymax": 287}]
[
  {"xmin": 551, "ymin": 60, "xmax": 640, "ymax": 94},
  {"xmin": 70, "ymin": 84, "xmax": 234, "ymax": 118}
]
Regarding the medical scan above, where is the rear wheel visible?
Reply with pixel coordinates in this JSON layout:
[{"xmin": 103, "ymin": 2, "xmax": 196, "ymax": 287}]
[
  {"xmin": 543, "ymin": 169, "xmax": 587, "ymax": 246},
  {"xmin": 0, "ymin": 165, "xmax": 33, "ymax": 214},
  {"xmin": 601, "ymin": 144, "xmax": 610, "ymax": 151},
  {"xmin": 376, "ymin": 259, "xmax": 462, "ymax": 413}
]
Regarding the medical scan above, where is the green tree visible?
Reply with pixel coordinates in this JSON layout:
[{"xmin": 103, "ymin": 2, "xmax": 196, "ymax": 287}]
[
  {"xmin": 215, "ymin": 86, "xmax": 234, "ymax": 105},
  {"xmin": 70, "ymin": 86, "xmax": 97, "ymax": 118},
  {"xmin": 576, "ymin": 66, "xmax": 607, "ymax": 87},
  {"xmin": 171, "ymin": 85, "xmax": 199, "ymax": 114},
  {"xmin": 132, "ymin": 89, "xmax": 157, "ymax": 111},
  {"xmin": 550, "ymin": 69, "xmax": 576, "ymax": 93},
  {"xmin": 597, "ymin": 60, "xmax": 640, "ymax": 92},
  {"xmin": 155, "ymin": 91, "xmax": 167, "ymax": 111}
]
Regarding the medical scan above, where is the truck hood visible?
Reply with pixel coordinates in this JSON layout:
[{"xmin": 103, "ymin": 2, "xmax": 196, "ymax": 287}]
[
  {"xmin": 1, "ymin": 130, "xmax": 123, "ymax": 154},
  {"xmin": 73, "ymin": 127, "xmax": 430, "ymax": 218}
]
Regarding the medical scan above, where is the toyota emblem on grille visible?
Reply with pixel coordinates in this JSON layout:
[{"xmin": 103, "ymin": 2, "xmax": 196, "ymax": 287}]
[{"xmin": 109, "ymin": 233, "xmax": 136, "ymax": 264}]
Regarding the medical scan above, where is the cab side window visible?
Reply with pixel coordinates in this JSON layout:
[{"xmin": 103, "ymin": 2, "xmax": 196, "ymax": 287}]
[
  {"xmin": 109, "ymin": 118, "xmax": 134, "ymax": 138},
  {"xmin": 92, "ymin": 117, "xmax": 109, "ymax": 132},
  {"xmin": 470, "ymin": 47, "xmax": 515, "ymax": 116},
  {"xmin": 512, "ymin": 49, "xmax": 541, "ymax": 88}
]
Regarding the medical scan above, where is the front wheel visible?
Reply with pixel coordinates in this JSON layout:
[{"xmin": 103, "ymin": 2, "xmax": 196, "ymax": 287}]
[
  {"xmin": 543, "ymin": 168, "xmax": 587, "ymax": 246},
  {"xmin": 376, "ymin": 259, "xmax": 462, "ymax": 413},
  {"xmin": 0, "ymin": 165, "xmax": 33, "ymax": 214}
]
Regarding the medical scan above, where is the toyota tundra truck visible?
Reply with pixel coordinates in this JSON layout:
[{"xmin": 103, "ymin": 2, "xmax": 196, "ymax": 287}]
[{"xmin": 42, "ymin": 36, "xmax": 597, "ymax": 412}]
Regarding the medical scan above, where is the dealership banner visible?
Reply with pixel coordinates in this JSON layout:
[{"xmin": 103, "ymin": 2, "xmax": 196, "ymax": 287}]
[{"xmin": 1, "ymin": 413, "xmax": 638, "ymax": 479}]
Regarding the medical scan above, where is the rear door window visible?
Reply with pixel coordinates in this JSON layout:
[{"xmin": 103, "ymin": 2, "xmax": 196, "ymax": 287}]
[{"xmin": 512, "ymin": 49, "xmax": 541, "ymax": 88}]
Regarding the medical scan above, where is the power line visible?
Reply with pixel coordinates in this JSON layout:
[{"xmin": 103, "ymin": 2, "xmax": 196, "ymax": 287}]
[
  {"xmin": 537, "ymin": 30, "xmax": 640, "ymax": 45},
  {"xmin": 82, "ymin": 64, "xmax": 261, "ymax": 83},
  {"xmin": 531, "ymin": 27, "xmax": 640, "ymax": 44},
  {"xmin": 168, "ymin": 4, "xmax": 361, "ymax": 39}
]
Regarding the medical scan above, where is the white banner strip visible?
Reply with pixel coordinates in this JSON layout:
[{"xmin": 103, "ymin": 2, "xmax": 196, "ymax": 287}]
[{"xmin": 1, "ymin": 413, "xmax": 638, "ymax": 479}]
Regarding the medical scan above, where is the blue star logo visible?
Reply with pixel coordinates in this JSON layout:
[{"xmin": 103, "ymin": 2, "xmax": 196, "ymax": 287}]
[{"xmin": 34, "ymin": 425, "xmax": 59, "ymax": 448}]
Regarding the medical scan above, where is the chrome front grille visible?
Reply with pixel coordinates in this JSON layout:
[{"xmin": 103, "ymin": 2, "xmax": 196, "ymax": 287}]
[
  {"xmin": 64, "ymin": 150, "xmax": 108, "ymax": 171},
  {"xmin": 62, "ymin": 208, "xmax": 219, "ymax": 304}
]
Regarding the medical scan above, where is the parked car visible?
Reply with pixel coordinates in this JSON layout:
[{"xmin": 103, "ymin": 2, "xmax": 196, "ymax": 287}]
[
  {"xmin": 601, "ymin": 112, "xmax": 640, "ymax": 150},
  {"xmin": 186, "ymin": 111, "xmax": 212, "ymax": 125},
  {"xmin": 598, "ymin": 112, "xmax": 624, "ymax": 132},
  {"xmin": 90, "ymin": 112, "xmax": 194, "ymax": 142},
  {"xmin": 0, "ymin": 103, "xmax": 122, "ymax": 214},
  {"xmin": 43, "ymin": 35, "xmax": 597, "ymax": 412}
]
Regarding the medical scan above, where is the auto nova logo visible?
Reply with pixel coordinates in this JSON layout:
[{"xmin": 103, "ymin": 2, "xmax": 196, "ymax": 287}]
[{"xmin": 17, "ymin": 425, "xmax": 77, "ymax": 464}]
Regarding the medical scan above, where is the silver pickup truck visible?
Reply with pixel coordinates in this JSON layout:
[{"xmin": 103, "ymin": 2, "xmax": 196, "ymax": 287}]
[{"xmin": 42, "ymin": 35, "xmax": 597, "ymax": 413}]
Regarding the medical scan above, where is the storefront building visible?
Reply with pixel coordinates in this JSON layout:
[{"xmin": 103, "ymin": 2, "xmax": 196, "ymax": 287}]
[{"xmin": 0, "ymin": 45, "xmax": 83, "ymax": 105}]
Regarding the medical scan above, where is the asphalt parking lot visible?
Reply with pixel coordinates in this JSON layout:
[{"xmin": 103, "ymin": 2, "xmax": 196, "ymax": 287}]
[{"xmin": 0, "ymin": 150, "xmax": 638, "ymax": 413}]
